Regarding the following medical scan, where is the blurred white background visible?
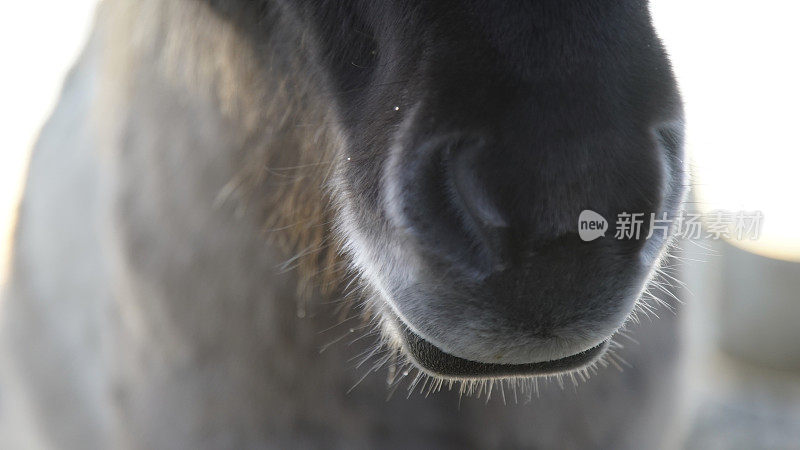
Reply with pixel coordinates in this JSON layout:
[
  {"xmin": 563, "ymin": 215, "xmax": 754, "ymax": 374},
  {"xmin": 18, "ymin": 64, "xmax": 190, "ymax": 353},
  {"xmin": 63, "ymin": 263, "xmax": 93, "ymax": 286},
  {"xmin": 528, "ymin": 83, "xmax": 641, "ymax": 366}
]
[
  {"xmin": 0, "ymin": 1, "xmax": 98, "ymax": 283},
  {"xmin": 651, "ymin": 0, "xmax": 800, "ymax": 262}
]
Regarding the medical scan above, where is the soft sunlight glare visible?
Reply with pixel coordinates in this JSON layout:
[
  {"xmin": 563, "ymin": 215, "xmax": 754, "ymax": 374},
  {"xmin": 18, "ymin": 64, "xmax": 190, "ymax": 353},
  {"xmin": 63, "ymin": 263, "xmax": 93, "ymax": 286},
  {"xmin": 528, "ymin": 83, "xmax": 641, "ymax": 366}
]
[{"xmin": 652, "ymin": 0, "xmax": 800, "ymax": 262}]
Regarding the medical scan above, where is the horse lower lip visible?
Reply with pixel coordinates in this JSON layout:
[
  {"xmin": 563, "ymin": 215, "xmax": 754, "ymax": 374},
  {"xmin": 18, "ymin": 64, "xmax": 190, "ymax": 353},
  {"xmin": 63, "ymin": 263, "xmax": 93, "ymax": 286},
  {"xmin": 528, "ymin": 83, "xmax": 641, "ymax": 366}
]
[{"xmin": 400, "ymin": 327, "xmax": 609, "ymax": 379}]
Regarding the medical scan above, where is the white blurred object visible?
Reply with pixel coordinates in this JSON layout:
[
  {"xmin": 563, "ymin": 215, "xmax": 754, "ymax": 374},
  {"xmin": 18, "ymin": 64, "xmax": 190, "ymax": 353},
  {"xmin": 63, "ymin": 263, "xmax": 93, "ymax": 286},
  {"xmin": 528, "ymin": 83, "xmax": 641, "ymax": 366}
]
[{"xmin": 0, "ymin": 1, "xmax": 99, "ymax": 284}]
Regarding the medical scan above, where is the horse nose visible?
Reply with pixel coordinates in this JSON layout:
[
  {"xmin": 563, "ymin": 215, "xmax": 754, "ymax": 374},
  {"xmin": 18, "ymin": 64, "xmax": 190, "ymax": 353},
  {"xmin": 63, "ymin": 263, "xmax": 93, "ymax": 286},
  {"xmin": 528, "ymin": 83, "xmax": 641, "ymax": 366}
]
[{"xmin": 384, "ymin": 130, "xmax": 668, "ymax": 364}]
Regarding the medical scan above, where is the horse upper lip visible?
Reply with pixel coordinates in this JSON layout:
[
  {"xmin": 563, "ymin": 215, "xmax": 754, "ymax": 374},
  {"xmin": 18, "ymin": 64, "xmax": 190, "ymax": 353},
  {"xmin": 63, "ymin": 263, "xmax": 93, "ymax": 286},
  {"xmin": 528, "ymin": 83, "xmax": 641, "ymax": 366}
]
[{"xmin": 399, "ymin": 326, "xmax": 609, "ymax": 379}]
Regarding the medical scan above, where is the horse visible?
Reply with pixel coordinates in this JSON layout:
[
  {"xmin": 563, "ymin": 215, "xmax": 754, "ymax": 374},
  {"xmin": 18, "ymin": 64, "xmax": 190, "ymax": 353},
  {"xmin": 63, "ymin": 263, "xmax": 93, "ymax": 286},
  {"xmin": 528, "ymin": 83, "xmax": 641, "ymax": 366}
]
[{"xmin": 1, "ymin": 1, "xmax": 686, "ymax": 448}]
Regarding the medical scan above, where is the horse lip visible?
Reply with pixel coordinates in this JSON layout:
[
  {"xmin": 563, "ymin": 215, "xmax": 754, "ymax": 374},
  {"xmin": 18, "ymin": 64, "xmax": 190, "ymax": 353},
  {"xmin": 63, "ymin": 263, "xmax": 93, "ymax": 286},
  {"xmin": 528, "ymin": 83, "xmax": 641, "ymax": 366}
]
[{"xmin": 399, "ymin": 326, "xmax": 609, "ymax": 379}]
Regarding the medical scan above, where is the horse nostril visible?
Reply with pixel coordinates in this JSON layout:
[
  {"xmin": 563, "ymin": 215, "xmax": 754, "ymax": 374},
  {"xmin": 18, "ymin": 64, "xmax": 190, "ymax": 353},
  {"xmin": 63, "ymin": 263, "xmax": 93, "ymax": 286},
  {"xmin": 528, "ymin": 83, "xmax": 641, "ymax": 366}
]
[
  {"xmin": 391, "ymin": 135, "xmax": 510, "ymax": 275},
  {"xmin": 445, "ymin": 142, "xmax": 511, "ymax": 270},
  {"xmin": 447, "ymin": 142, "xmax": 507, "ymax": 230}
]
